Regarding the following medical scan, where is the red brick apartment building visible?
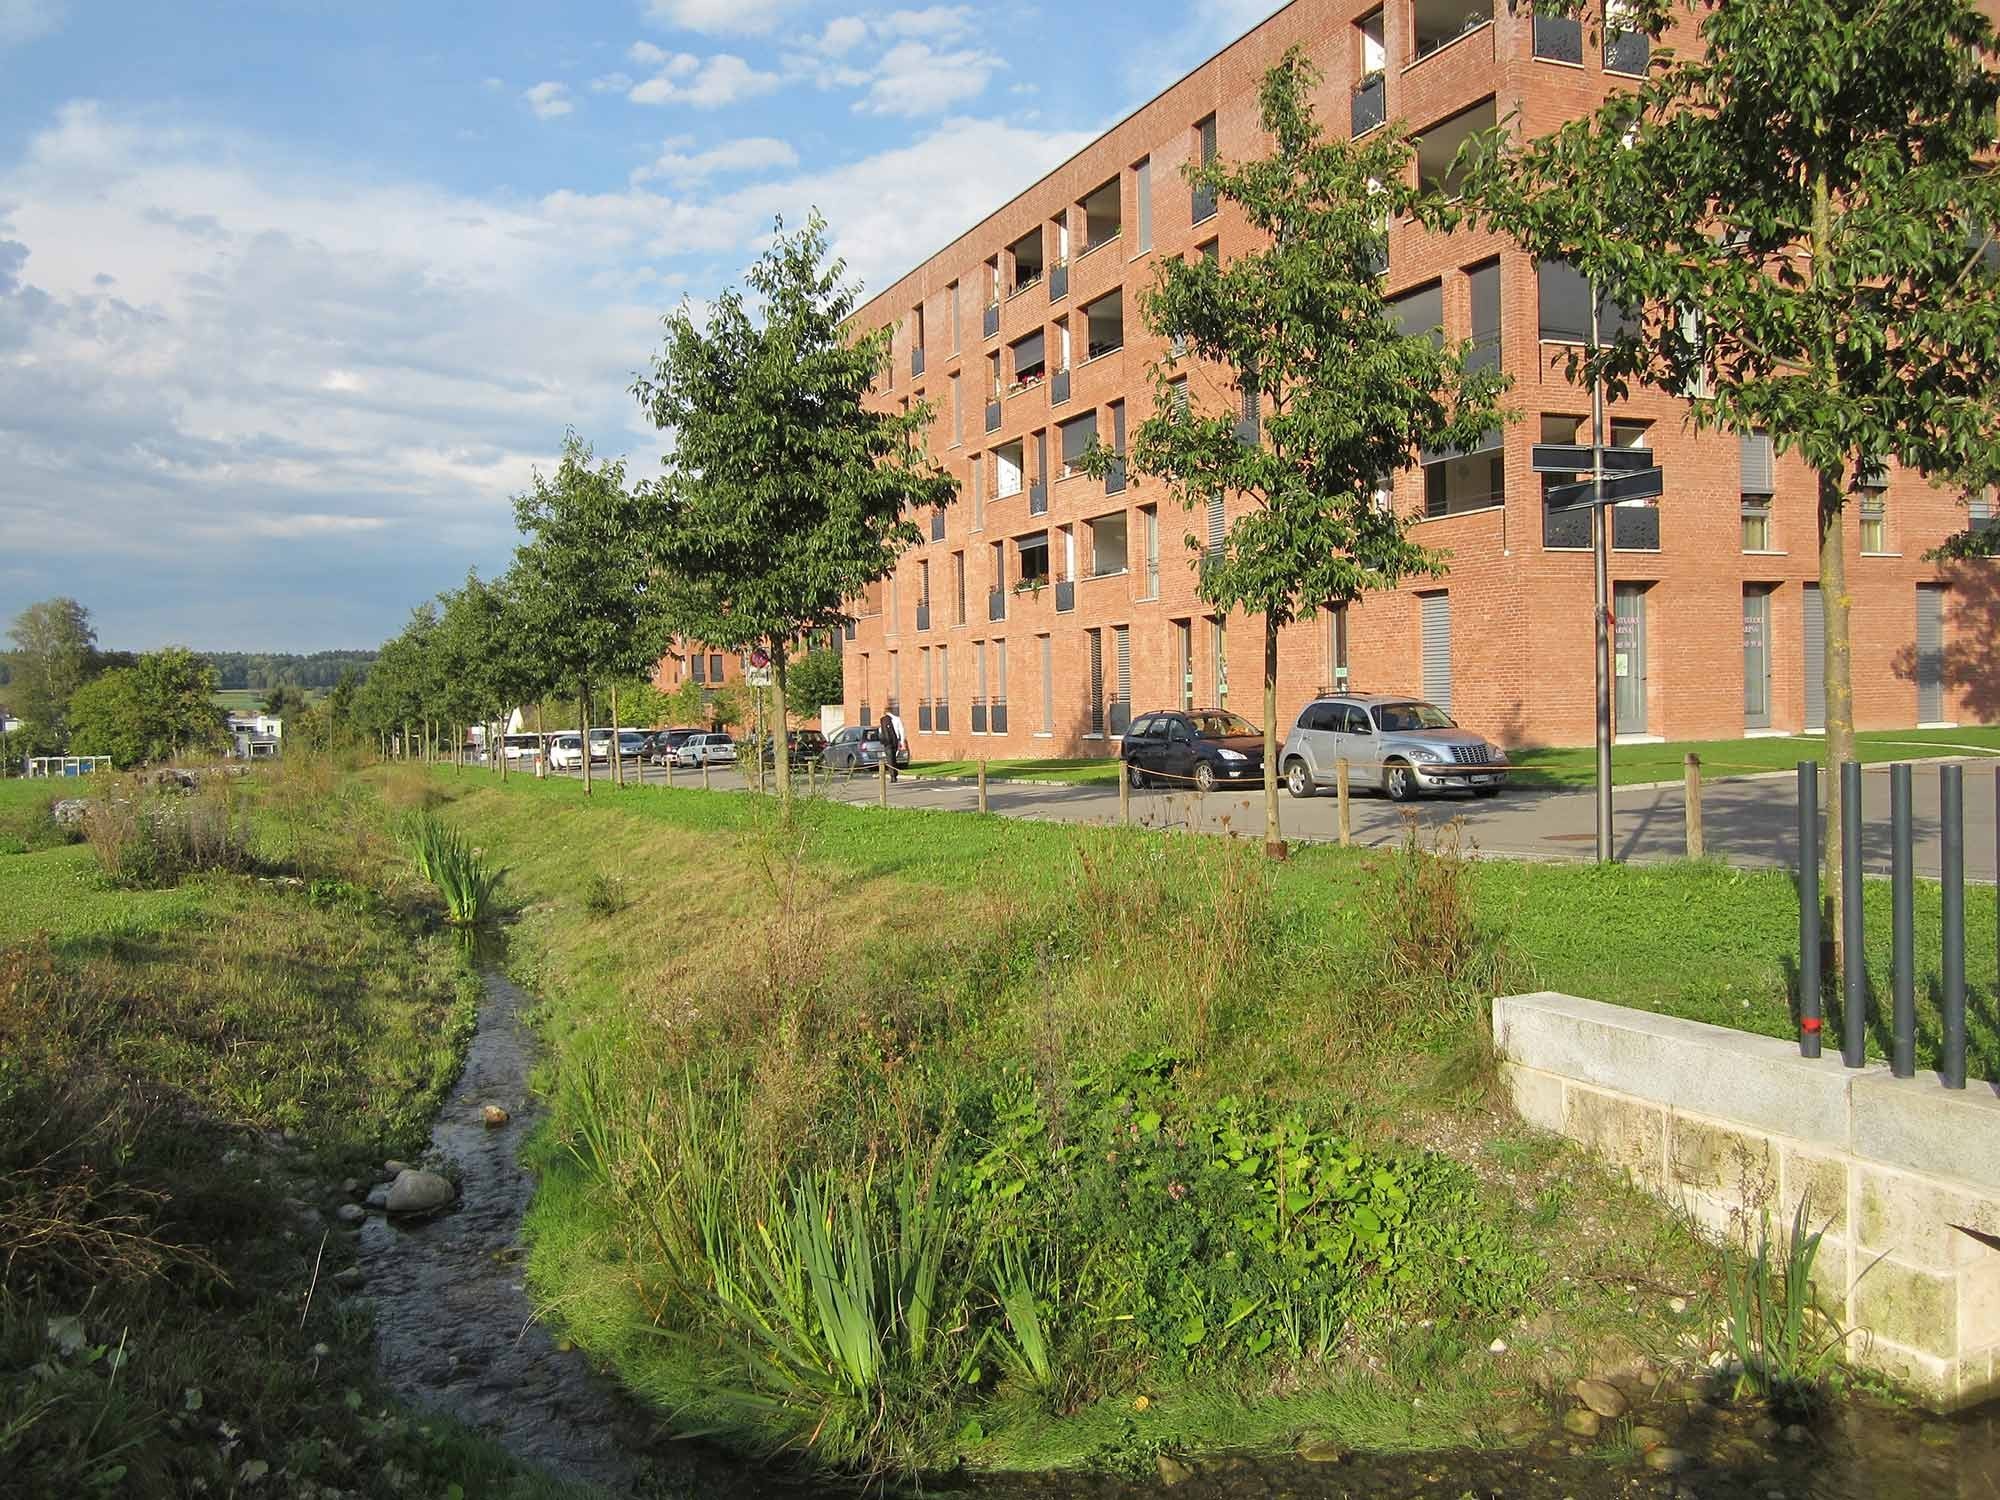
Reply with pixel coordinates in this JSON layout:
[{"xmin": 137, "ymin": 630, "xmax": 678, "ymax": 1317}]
[{"xmin": 841, "ymin": 0, "xmax": 1997, "ymax": 757}]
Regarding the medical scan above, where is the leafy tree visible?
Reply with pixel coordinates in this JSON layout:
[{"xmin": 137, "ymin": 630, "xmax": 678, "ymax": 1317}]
[
  {"xmin": 7, "ymin": 597, "xmax": 97, "ymax": 751},
  {"xmin": 512, "ymin": 434, "xmax": 668, "ymax": 795},
  {"xmin": 69, "ymin": 648, "xmax": 225, "ymax": 768},
  {"xmin": 261, "ymin": 684, "xmax": 310, "ymax": 722},
  {"xmin": 1093, "ymin": 50, "xmax": 1507, "ymax": 854},
  {"xmin": 1454, "ymin": 0, "xmax": 2000, "ymax": 929},
  {"xmin": 632, "ymin": 212, "xmax": 956, "ymax": 803},
  {"xmin": 784, "ymin": 647, "xmax": 844, "ymax": 720}
]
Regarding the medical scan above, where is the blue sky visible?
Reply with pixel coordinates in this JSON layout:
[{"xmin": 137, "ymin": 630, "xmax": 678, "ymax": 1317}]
[{"xmin": 0, "ymin": 0, "xmax": 1287, "ymax": 652}]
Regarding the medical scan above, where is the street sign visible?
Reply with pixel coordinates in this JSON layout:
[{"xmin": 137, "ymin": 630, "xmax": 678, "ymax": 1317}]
[
  {"xmin": 745, "ymin": 666, "xmax": 773, "ymax": 688},
  {"xmin": 1530, "ymin": 443, "xmax": 1656, "ymax": 475},
  {"xmin": 750, "ymin": 648, "xmax": 770, "ymax": 668},
  {"xmin": 1545, "ymin": 466, "xmax": 1665, "ymax": 512}
]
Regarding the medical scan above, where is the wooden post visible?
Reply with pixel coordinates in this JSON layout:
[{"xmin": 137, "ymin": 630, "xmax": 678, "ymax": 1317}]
[
  {"xmin": 808, "ymin": 759, "xmax": 817, "ymax": 797},
  {"xmin": 1336, "ymin": 759, "xmax": 1352, "ymax": 847},
  {"xmin": 1119, "ymin": 767, "xmax": 1131, "ymax": 826},
  {"xmin": 1685, "ymin": 753, "xmax": 1704, "ymax": 860},
  {"xmin": 977, "ymin": 760, "xmax": 989, "ymax": 814},
  {"xmin": 702, "ymin": 758, "xmax": 711, "ymax": 792},
  {"xmin": 665, "ymin": 755, "xmax": 674, "ymax": 789},
  {"xmin": 878, "ymin": 759, "xmax": 889, "ymax": 808}
]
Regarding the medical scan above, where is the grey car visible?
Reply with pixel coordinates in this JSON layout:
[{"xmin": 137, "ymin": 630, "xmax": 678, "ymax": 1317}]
[{"xmin": 1278, "ymin": 694, "xmax": 1508, "ymax": 802}]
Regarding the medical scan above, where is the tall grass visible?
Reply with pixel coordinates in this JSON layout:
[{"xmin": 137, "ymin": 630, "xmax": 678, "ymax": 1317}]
[
  {"xmin": 1725, "ymin": 1195, "xmax": 1847, "ymax": 1417},
  {"xmin": 399, "ymin": 811, "xmax": 503, "ymax": 925},
  {"xmin": 83, "ymin": 778, "xmax": 253, "ymax": 889}
]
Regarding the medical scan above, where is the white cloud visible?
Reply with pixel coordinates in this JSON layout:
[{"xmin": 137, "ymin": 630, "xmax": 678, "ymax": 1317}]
[
  {"xmin": 854, "ymin": 41, "xmax": 999, "ymax": 117},
  {"xmin": 876, "ymin": 6, "xmax": 977, "ymax": 43},
  {"xmin": 633, "ymin": 136, "xmax": 799, "ymax": 186},
  {"xmin": 815, "ymin": 16, "xmax": 868, "ymax": 54},
  {"xmin": 642, "ymin": 0, "xmax": 801, "ymax": 36},
  {"xmin": 0, "ymin": 0, "xmax": 64, "ymax": 47},
  {"xmin": 590, "ymin": 71, "xmax": 634, "ymax": 93},
  {"xmin": 628, "ymin": 40, "xmax": 670, "ymax": 66},
  {"xmin": 628, "ymin": 52, "xmax": 779, "ymax": 108},
  {"xmin": 523, "ymin": 81, "xmax": 574, "ymax": 119}
]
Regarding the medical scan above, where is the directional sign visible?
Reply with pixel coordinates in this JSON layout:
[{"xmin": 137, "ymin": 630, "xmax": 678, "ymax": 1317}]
[
  {"xmin": 1531, "ymin": 443, "xmax": 1656, "ymax": 475},
  {"xmin": 1545, "ymin": 467, "xmax": 1666, "ymax": 512}
]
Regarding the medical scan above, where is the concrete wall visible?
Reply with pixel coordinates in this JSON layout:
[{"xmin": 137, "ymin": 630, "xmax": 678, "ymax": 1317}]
[{"xmin": 1495, "ymin": 992, "xmax": 2000, "ymax": 1411}]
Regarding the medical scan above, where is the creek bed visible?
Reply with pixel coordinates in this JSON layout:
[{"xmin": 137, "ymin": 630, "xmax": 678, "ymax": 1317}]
[{"xmin": 360, "ymin": 973, "xmax": 2000, "ymax": 1499}]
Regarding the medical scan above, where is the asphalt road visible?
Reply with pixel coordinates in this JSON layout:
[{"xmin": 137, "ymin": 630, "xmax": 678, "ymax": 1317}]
[{"xmin": 558, "ymin": 756, "xmax": 1999, "ymax": 883}]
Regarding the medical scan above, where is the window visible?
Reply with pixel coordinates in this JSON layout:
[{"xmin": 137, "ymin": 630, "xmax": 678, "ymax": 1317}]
[
  {"xmin": 1415, "ymin": 98, "xmax": 1495, "ymax": 199},
  {"xmin": 1082, "ymin": 289, "xmax": 1123, "ymax": 359},
  {"xmin": 1413, "ymin": 0, "xmax": 1490, "ymax": 60},
  {"xmin": 1206, "ymin": 493, "xmax": 1225, "ymax": 555},
  {"xmin": 1134, "ymin": 157, "xmax": 1152, "ymax": 252},
  {"xmin": 1008, "ymin": 227, "xmax": 1044, "ymax": 296},
  {"xmin": 1237, "ymin": 361, "xmax": 1259, "ymax": 444},
  {"xmin": 1174, "ymin": 619, "xmax": 1194, "ymax": 710},
  {"xmin": 950, "ymin": 371, "xmax": 962, "ymax": 446},
  {"xmin": 935, "ymin": 645, "xmax": 949, "ymax": 730},
  {"xmin": 1860, "ymin": 495, "xmax": 1888, "ymax": 554},
  {"xmin": 1390, "ymin": 281, "xmax": 1444, "ymax": 346},
  {"xmin": 1604, "ymin": 0, "xmax": 1650, "ymax": 75},
  {"xmin": 972, "ymin": 456, "xmax": 984, "ymax": 530},
  {"xmin": 1140, "ymin": 506, "xmax": 1160, "ymax": 598},
  {"xmin": 1467, "ymin": 260, "xmax": 1501, "ymax": 375},
  {"xmin": 691, "ymin": 653, "xmax": 707, "ymax": 684},
  {"xmin": 973, "ymin": 641, "xmax": 987, "ymax": 730},
  {"xmin": 949, "ymin": 281, "xmax": 960, "ymax": 353},
  {"xmin": 1210, "ymin": 615, "xmax": 1228, "ymax": 706},
  {"xmin": 1010, "ymin": 328, "xmax": 1045, "ymax": 387},
  {"xmin": 1081, "ymin": 176, "xmax": 1122, "ymax": 254},
  {"xmin": 1038, "ymin": 634, "xmax": 1053, "ymax": 732},
  {"xmin": 1060, "ymin": 412, "xmax": 1095, "ymax": 478},
  {"xmin": 1532, "ymin": 8, "xmax": 1583, "ymax": 63},
  {"xmin": 954, "ymin": 551, "xmax": 967, "ymax": 625},
  {"xmin": 1192, "ymin": 114, "xmax": 1218, "ymax": 223},
  {"xmin": 1353, "ymin": 11, "xmax": 1386, "ymax": 136},
  {"xmin": 1170, "ymin": 377, "xmax": 1190, "ymax": 418},
  {"xmin": 1423, "ymin": 429, "xmax": 1505, "ymax": 516},
  {"xmin": 995, "ymin": 439, "xmax": 1024, "ymax": 498},
  {"xmin": 1741, "ymin": 430, "xmax": 1776, "ymax": 495},
  {"xmin": 1017, "ymin": 531, "xmax": 1050, "ymax": 586},
  {"xmin": 1327, "ymin": 603, "xmax": 1350, "ymax": 692},
  {"xmin": 1086, "ymin": 628, "xmax": 1106, "ymax": 736},
  {"xmin": 1741, "ymin": 498, "xmax": 1773, "ymax": 552},
  {"xmin": 1106, "ymin": 400, "xmax": 1127, "ymax": 493},
  {"xmin": 1538, "ymin": 259, "xmax": 1638, "ymax": 344},
  {"xmin": 710, "ymin": 653, "xmax": 724, "ymax": 680},
  {"xmin": 1090, "ymin": 512, "xmax": 1129, "ymax": 576}
]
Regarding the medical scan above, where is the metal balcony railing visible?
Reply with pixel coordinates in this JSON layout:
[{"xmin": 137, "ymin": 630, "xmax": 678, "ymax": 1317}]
[
  {"xmin": 1604, "ymin": 28, "xmax": 1650, "ymax": 74},
  {"xmin": 916, "ymin": 603, "xmax": 931, "ymax": 631},
  {"xmin": 911, "ymin": 348, "xmax": 925, "ymax": 377},
  {"xmin": 1055, "ymin": 580, "xmax": 1075, "ymax": 613},
  {"xmin": 1051, "ymin": 369, "xmax": 1071, "ymax": 405},
  {"xmin": 983, "ymin": 302, "xmax": 1000, "ymax": 339},
  {"xmin": 1533, "ymin": 14, "xmax": 1583, "ymax": 64},
  {"xmin": 1049, "ymin": 263, "xmax": 1068, "ymax": 302},
  {"xmin": 1029, "ymin": 481, "xmax": 1048, "ymax": 516},
  {"xmin": 985, "ymin": 400, "xmax": 1002, "ymax": 433},
  {"xmin": 1104, "ymin": 458, "xmax": 1127, "ymax": 495},
  {"xmin": 1351, "ymin": 74, "xmax": 1386, "ymax": 137},
  {"xmin": 988, "ymin": 589, "xmax": 1006, "ymax": 622}
]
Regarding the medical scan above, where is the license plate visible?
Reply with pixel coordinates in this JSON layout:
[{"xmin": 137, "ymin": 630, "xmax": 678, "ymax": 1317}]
[{"xmin": 1472, "ymin": 775, "xmax": 1499, "ymax": 786}]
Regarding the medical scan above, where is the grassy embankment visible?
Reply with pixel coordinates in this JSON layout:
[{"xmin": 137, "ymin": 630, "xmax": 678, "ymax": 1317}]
[
  {"xmin": 432, "ymin": 767, "xmax": 1998, "ymax": 1478},
  {"xmin": 909, "ymin": 724, "xmax": 2000, "ymax": 790},
  {"xmin": 0, "ymin": 770, "xmax": 584, "ymax": 1498}
]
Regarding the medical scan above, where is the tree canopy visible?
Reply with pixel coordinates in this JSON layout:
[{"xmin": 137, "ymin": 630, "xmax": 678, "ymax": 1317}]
[{"xmin": 68, "ymin": 648, "xmax": 225, "ymax": 768}]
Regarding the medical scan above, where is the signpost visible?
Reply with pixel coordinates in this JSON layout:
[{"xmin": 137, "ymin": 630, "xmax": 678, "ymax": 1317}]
[{"xmin": 1528, "ymin": 291, "xmax": 1668, "ymax": 864}]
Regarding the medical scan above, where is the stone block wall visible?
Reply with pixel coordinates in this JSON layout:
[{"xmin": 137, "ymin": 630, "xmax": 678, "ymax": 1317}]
[{"xmin": 1495, "ymin": 992, "xmax": 2000, "ymax": 1411}]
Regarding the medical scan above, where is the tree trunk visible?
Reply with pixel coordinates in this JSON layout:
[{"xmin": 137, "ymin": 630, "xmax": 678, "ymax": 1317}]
[
  {"xmin": 1263, "ymin": 616, "xmax": 1285, "ymax": 859},
  {"xmin": 772, "ymin": 639, "xmax": 792, "ymax": 807},
  {"xmin": 611, "ymin": 683, "xmax": 624, "ymax": 789},
  {"xmin": 579, "ymin": 685, "xmax": 593, "ymax": 797},
  {"xmin": 536, "ymin": 703, "xmax": 546, "ymax": 779},
  {"xmin": 497, "ymin": 714, "xmax": 506, "ymax": 781},
  {"xmin": 1819, "ymin": 468, "xmax": 1855, "ymax": 964}
]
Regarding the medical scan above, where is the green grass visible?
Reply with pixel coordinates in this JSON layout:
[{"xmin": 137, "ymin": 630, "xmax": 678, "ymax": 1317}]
[{"xmin": 910, "ymin": 725, "xmax": 2000, "ymax": 793}]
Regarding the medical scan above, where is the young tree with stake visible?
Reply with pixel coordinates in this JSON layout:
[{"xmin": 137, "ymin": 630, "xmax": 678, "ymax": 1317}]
[
  {"xmin": 632, "ymin": 212, "xmax": 955, "ymax": 805},
  {"xmin": 1092, "ymin": 50, "xmax": 1509, "ymax": 855},
  {"xmin": 1450, "ymin": 0, "xmax": 2000, "ymax": 950}
]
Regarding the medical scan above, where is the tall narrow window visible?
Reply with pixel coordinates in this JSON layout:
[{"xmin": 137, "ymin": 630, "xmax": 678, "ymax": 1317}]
[
  {"xmin": 1467, "ymin": 260, "xmax": 1501, "ymax": 375},
  {"xmin": 949, "ymin": 281, "xmax": 960, "ymax": 354},
  {"xmin": 1210, "ymin": 615, "xmax": 1227, "ymax": 706},
  {"xmin": 1206, "ymin": 494, "xmax": 1225, "ymax": 556},
  {"xmin": 935, "ymin": 645, "xmax": 949, "ymax": 731},
  {"xmin": 1134, "ymin": 156, "xmax": 1153, "ymax": 252},
  {"xmin": 1192, "ymin": 114, "xmax": 1218, "ymax": 224},
  {"xmin": 888, "ymin": 650, "xmax": 900, "ymax": 714},
  {"xmin": 972, "ymin": 456, "xmax": 985, "ymax": 530},
  {"xmin": 1141, "ymin": 506, "xmax": 1159, "ymax": 598},
  {"xmin": 1860, "ymin": 494, "xmax": 1888, "ymax": 554},
  {"xmin": 1087, "ymin": 629, "xmax": 1106, "ymax": 736},
  {"xmin": 1328, "ymin": 604, "xmax": 1350, "ymax": 692},
  {"xmin": 1175, "ymin": 619, "xmax": 1194, "ymax": 710},
  {"xmin": 950, "ymin": 372, "xmax": 962, "ymax": 446},
  {"xmin": 995, "ymin": 639, "xmax": 1008, "ymax": 725},
  {"xmin": 1039, "ymin": 634, "xmax": 1054, "ymax": 732}
]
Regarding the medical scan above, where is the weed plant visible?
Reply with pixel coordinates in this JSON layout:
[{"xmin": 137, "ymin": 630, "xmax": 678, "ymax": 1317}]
[
  {"xmin": 1725, "ymin": 1196, "xmax": 1847, "ymax": 1419},
  {"xmin": 83, "ymin": 778, "xmax": 253, "ymax": 889},
  {"xmin": 399, "ymin": 811, "xmax": 503, "ymax": 925}
]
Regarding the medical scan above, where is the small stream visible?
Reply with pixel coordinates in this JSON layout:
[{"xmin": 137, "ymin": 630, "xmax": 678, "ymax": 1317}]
[{"xmin": 361, "ymin": 973, "xmax": 2000, "ymax": 1500}]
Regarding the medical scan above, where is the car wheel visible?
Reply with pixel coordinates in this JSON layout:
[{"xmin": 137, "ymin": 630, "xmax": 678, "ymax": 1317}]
[
  {"xmin": 1126, "ymin": 760, "xmax": 1147, "ymax": 789},
  {"xmin": 1284, "ymin": 759, "xmax": 1314, "ymax": 799},
  {"xmin": 1384, "ymin": 761, "xmax": 1419, "ymax": 803},
  {"xmin": 1194, "ymin": 761, "xmax": 1217, "ymax": 795}
]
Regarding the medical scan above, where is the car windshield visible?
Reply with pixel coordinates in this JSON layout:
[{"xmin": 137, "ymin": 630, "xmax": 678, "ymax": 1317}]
[
  {"xmin": 1190, "ymin": 712, "xmax": 1258, "ymax": 739},
  {"xmin": 1373, "ymin": 701, "xmax": 1457, "ymax": 732}
]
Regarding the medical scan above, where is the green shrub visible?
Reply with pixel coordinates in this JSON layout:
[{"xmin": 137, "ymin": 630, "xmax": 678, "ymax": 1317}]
[
  {"xmin": 82, "ymin": 782, "xmax": 252, "ymax": 889},
  {"xmin": 1725, "ymin": 1195, "xmax": 1847, "ymax": 1417},
  {"xmin": 398, "ymin": 812, "xmax": 502, "ymax": 925}
]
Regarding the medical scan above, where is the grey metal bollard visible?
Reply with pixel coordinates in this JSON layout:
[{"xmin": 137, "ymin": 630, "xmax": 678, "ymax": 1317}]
[
  {"xmin": 1890, "ymin": 764, "xmax": 1915, "ymax": 1079},
  {"xmin": 1943, "ymin": 765, "xmax": 1967, "ymax": 1090},
  {"xmin": 1797, "ymin": 762, "xmax": 1821, "ymax": 1058},
  {"xmin": 1841, "ymin": 761, "xmax": 1866, "ymax": 1069}
]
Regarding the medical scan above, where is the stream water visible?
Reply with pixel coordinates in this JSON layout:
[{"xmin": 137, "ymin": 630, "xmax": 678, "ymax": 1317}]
[{"xmin": 361, "ymin": 972, "xmax": 2000, "ymax": 1499}]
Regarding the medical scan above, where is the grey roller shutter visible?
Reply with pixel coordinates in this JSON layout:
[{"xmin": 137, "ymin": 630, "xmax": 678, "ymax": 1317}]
[
  {"xmin": 1741, "ymin": 431, "xmax": 1775, "ymax": 495},
  {"xmin": 1112, "ymin": 625, "xmax": 1131, "ymax": 735},
  {"xmin": 1421, "ymin": 593, "xmax": 1452, "ymax": 712},
  {"xmin": 1088, "ymin": 630, "xmax": 1106, "ymax": 736},
  {"xmin": 1802, "ymin": 584, "xmax": 1825, "ymax": 732},
  {"xmin": 1207, "ymin": 495, "xmax": 1225, "ymax": 554},
  {"xmin": 1916, "ymin": 584, "xmax": 1946, "ymax": 723}
]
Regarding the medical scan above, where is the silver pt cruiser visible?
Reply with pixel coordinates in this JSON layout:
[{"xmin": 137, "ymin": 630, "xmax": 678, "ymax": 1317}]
[{"xmin": 1278, "ymin": 693, "xmax": 1509, "ymax": 802}]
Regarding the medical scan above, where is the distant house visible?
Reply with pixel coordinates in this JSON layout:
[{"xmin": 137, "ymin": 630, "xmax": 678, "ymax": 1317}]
[
  {"xmin": 0, "ymin": 709, "xmax": 20, "ymax": 737},
  {"xmin": 226, "ymin": 711, "xmax": 283, "ymax": 759}
]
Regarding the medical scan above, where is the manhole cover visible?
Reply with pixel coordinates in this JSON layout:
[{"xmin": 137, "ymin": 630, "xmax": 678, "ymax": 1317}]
[{"xmin": 1542, "ymin": 833, "xmax": 1600, "ymax": 843}]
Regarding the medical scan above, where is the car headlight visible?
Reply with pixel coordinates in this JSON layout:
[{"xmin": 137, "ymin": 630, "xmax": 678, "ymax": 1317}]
[
  {"xmin": 1217, "ymin": 748, "xmax": 1247, "ymax": 762},
  {"xmin": 1411, "ymin": 747, "xmax": 1442, "ymax": 764},
  {"xmin": 1486, "ymin": 744, "xmax": 1508, "ymax": 764}
]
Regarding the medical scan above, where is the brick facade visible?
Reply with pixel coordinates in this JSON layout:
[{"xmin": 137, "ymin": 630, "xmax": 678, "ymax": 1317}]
[{"xmin": 843, "ymin": 0, "xmax": 1998, "ymax": 756}]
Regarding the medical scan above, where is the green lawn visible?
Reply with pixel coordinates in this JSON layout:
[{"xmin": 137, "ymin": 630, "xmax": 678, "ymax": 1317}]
[{"xmin": 910, "ymin": 724, "xmax": 2000, "ymax": 792}]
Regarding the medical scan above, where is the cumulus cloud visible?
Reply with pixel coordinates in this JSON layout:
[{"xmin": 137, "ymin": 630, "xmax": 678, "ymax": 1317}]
[
  {"xmin": 523, "ymin": 81, "xmax": 574, "ymax": 118},
  {"xmin": 854, "ymin": 41, "xmax": 1000, "ymax": 117},
  {"xmin": 628, "ymin": 52, "xmax": 779, "ymax": 107},
  {"xmin": 632, "ymin": 135, "xmax": 799, "ymax": 186},
  {"xmin": 0, "ymin": 0, "xmax": 64, "ymax": 47},
  {"xmin": 642, "ymin": 0, "xmax": 801, "ymax": 36}
]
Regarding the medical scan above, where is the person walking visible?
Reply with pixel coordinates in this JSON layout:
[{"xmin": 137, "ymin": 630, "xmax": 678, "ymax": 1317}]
[{"xmin": 878, "ymin": 709, "xmax": 904, "ymax": 783}]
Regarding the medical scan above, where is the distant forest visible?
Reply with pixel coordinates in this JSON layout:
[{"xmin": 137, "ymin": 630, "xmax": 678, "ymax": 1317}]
[
  {"xmin": 202, "ymin": 651, "xmax": 377, "ymax": 690},
  {"xmin": 0, "ymin": 649, "xmax": 374, "ymax": 693}
]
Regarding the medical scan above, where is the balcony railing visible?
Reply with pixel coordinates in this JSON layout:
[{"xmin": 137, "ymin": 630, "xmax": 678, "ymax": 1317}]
[
  {"xmin": 1029, "ymin": 481, "xmax": 1048, "ymax": 516},
  {"xmin": 985, "ymin": 400, "xmax": 1002, "ymax": 433},
  {"xmin": 1055, "ymin": 580, "xmax": 1075, "ymax": 613},
  {"xmin": 1532, "ymin": 13, "xmax": 1583, "ymax": 64},
  {"xmin": 1083, "ymin": 229, "xmax": 1122, "ymax": 257},
  {"xmin": 1192, "ymin": 182, "xmax": 1217, "ymax": 225},
  {"xmin": 988, "ymin": 588, "xmax": 1006, "ymax": 622},
  {"xmin": 1050, "ymin": 263, "xmax": 1068, "ymax": 301},
  {"xmin": 991, "ymin": 701, "xmax": 1008, "ymax": 735},
  {"xmin": 1051, "ymin": 369, "xmax": 1071, "ymax": 405},
  {"xmin": 971, "ymin": 699, "xmax": 987, "ymax": 735},
  {"xmin": 983, "ymin": 302, "xmax": 1000, "ymax": 339},
  {"xmin": 1604, "ymin": 28, "xmax": 1650, "ymax": 74},
  {"xmin": 911, "ymin": 348, "xmax": 926, "ymax": 377},
  {"xmin": 1351, "ymin": 73, "xmax": 1385, "ymax": 137},
  {"xmin": 916, "ymin": 603, "xmax": 931, "ymax": 631},
  {"xmin": 1104, "ymin": 457, "xmax": 1127, "ymax": 495}
]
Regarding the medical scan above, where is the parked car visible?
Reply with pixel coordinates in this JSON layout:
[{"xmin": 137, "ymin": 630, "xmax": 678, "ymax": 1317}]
[
  {"xmin": 614, "ymin": 730, "xmax": 649, "ymax": 763},
  {"xmin": 547, "ymin": 732, "xmax": 586, "ymax": 771},
  {"xmin": 1279, "ymin": 693, "xmax": 1508, "ymax": 802},
  {"xmin": 821, "ymin": 725, "xmax": 908, "ymax": 772},
  {"xmin": 673, "ymin": 732, "xmax": 738, "ymax": 768},
  {"xmin": 586, "ymin": 727, "xmax": 614, "ymax": 764},
  {"xmin": 502, "ymin": 733, "xmax": 543, "ymax": 765},
  {"xmin": 645, "ymin": 728, "xmax": 701, "ymax": 766},
  {"xmin": 758, "ymin": 729, "xmax": 827, "ymax": 768},
  {"xmin": 1119, "ymin": 710, "xmax": 1265, "ymax": 793}
]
